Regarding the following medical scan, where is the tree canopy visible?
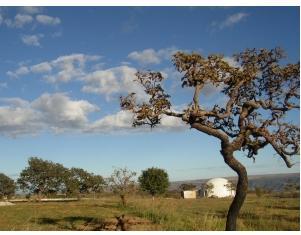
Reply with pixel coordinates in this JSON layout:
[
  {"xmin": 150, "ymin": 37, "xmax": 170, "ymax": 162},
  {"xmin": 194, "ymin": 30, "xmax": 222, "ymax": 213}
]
[
  {"xmin": 17, "ymin": 157, "xmax": 105, "ymax": 197},
  {"xmin": 179, "ymin": 183, "xmax": 197, "ymax": 191},
  {"xmin": 65, "ymin": 167, "xmax": 105, "ymax": 195},
  {"xmin": 0, "ymin": 173, "xmax": 15, "ymax": 199},
  {"xmin": 138, "ymin": 167, "xmax": 169, "ymax": 197},
  {"xmin": 17, "ymin": 157, "xmax": 68, "ymax": 196}
]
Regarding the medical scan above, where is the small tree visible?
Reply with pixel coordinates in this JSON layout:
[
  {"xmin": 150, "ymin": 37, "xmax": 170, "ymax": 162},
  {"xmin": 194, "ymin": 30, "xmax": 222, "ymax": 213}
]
[
  {"xmin": 202, "ymin": 183, "xmax": 214, "ymax": 197},
  {"xmin": 0, "ymin": 173, "xmax": 15, "ymax": 200},
  {"xmin": 17, "ymin": 157, "xmax": 67, "ymax": 198},
  {"xmin": 138, "ymin": 167, "xmax": 169, "ymax": 200},
  {"xmin": 179, "ymin": 183, "xmax": 197, "ymax": 191},
  {"xmin": 65, "ymin": 168, "xmax": 105, "ymax": 197},
  {"xmin": 120, "ymin": 48, "xmax": 299, "ymax": 230},
  {"xmin": 225, "ymin": 181, "xmax": 236, "ymax": 196},
  {"xmin": 254, "ymin": 186, "xmax": 263, "ymax": 198},
  {"xmin": 109, "ymin": 167, "xmax": 136, "ymax": 206}
]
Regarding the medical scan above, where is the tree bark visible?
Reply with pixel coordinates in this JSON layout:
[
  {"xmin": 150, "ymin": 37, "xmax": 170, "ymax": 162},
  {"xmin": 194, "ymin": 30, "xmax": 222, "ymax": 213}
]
[
  {"xmin": 120, "ymin": 195, "xmax": 126, "ymax": 206},
  {"xmin": 221, "ymin": 146, "xmax": 248, "ymax": 231}
]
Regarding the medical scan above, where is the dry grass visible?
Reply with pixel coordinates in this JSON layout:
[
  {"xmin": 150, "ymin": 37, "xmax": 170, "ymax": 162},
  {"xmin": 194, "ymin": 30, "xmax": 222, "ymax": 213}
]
[{"xmin": 0, "ymin": 193, "xmax": 299, "ymax": 231}]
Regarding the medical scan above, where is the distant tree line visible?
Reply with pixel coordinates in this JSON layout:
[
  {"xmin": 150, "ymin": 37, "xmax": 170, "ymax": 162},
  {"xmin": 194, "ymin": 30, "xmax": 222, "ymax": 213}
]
[{"xmin": 0, "ymin": 157, "xmax": 170, "ymax": 203}]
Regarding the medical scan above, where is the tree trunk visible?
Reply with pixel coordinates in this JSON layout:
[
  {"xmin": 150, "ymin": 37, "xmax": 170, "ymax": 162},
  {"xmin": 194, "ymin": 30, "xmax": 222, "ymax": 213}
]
[
  {"xmin": 221, "ymin": 148, "xmax": 248, "ymax": 231},
  {"xmin": 120, "ymin": 195, "xmax": 126, "ymax": 206}
]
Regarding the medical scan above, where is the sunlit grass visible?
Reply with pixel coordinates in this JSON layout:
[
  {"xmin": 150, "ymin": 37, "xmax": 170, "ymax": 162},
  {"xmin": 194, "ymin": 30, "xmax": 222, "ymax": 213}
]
[{"xmin": 0, "ymin": 194, "xmax": 299, "ymax": 231}]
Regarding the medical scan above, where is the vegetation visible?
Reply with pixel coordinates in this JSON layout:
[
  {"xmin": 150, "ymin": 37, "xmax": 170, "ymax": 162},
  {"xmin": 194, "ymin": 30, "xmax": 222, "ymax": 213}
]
[
  {"xmin": 201, "ymin": 183, "xmax": 214, "ymax": 197},
  {"xmin": 17, "ymin": 157, "xmax": 105, "ymax": 199},
  {"xmin": 225, "ymin": 181, "xmax": 236, "ymax": 195},
  {"xmin": 255, "ymin": 187, "xmax": 263, "ymax": 198},
  {"xmin": 179, "ymin": 183, "xmax": 197, "ymax": 191},
  {"xmin": 17, "ymin": 157, "xmax": 68, "ymax": 198},
  {"xmin": 65, "ymin": 168, "xmax": 105, "ymax": 197},
  {"xmin": 0, "ymin": 193, "xmax": 298, "ymax": 231},
  {"xmin": 0, "ymin": 173, "xmax": 15, "ymax": 199},
  {"xmin": 120, "ymin": 47, "xmax": 300, "ymax": 230},
  {"xmin": 138, "ymin": 167, "xmax": 169, "ymax": 199},
  {"xmin": 108, "ymin": 167, "xmax": 137, "ymax": 206}
]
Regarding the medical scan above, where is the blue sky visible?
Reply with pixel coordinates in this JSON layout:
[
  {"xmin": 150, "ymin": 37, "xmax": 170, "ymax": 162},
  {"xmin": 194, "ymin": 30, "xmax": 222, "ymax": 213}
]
[{"xmin": 0, "ymin": 6, "xmax": 299, "ymax": 181}]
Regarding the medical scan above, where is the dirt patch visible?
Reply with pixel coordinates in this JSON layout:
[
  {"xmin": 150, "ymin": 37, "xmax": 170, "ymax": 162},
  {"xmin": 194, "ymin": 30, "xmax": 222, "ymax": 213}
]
[{"xmin": 0, "ymin": 201, "xmax": 15, "ymax": 206}]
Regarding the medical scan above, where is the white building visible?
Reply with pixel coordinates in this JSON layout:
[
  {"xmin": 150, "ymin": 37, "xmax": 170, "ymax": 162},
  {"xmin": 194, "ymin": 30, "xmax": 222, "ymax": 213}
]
[
  {"xmin": 199, "ymin": 178, "xmax": 235, "ymax": 198},
  {"xmin": 181, "ymin": 190, "xmax": 197, "ymax": 199}
]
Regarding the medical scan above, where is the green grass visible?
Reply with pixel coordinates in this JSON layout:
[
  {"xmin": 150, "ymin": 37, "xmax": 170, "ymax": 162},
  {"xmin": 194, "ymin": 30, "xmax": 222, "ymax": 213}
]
[{"xmin": 0, "ymin": 194, "xmax": 299, "ymax": 231}]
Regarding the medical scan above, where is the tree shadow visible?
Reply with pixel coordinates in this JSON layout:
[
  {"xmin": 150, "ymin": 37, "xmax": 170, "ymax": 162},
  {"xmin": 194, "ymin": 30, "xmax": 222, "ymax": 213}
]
[{"xmin": 35, "ymin": 216, "xmax": 108, "ymax": 230}]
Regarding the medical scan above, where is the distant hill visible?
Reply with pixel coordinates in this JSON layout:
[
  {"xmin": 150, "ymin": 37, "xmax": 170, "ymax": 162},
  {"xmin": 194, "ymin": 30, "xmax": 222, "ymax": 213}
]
[{"xmin": 169, "ymin": 173, "xmax": 300, "ymax": 192}]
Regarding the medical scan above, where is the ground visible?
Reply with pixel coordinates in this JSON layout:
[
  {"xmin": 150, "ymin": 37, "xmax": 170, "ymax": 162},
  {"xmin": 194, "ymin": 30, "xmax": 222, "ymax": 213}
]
[{"xmin": 0, "ymin": 194, "xmax": 299, "ymax": 231}]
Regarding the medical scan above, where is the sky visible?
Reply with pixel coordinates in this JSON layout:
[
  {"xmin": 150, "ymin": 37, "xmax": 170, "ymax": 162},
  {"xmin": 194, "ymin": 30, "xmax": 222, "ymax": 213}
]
[{"xmin": 0, "ymin": 6, "xmax": 299, "ymax": 181}]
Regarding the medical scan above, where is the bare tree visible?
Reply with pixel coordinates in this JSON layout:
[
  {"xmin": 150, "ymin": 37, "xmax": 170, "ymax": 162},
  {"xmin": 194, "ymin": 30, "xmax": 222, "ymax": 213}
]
[
  {"xmin": 120, "ymin": 48, "xmax": 300, "ymax": 230},
  {"xmin": 225, "ymin": 181, "xmax": 236, "ymax": 196},
  {"xmin": 109, "ymin": 167, "xmax": 136, "ymax": 206},
  {"xmin": 201, "ymin": 182, "xmax": 214, "ymax": 197}
]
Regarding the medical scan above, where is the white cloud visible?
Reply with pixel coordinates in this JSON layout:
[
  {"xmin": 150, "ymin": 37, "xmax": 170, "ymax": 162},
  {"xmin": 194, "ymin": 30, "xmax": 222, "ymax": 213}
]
[
  {"xmin": 0, "ymin": 93, "xmax": 187, "ymax": 137},
  {"xmin": 223, "ymin": 56, "xmax": 240, "ymax": 68},
  {"xmin": 36, "ymin": 14, "xmax": 61, "ymax": 25},
  {"xmin": 7, "ymin": 66, "xmax": 30, "ymax": 78},
  {"xmin": 7, "ymin": 53, "xmax": 101, "ymax": 82},
  {"xmin": 216, "ymin": 12, "xmax": 249, "ymax": 30},
  {"xmin": 31, "ymin": 62, "xmax": 52, "ymax": 73},
  {"xmin": 32, "ymin": 93, "xmax": 99, "ymax": 132},
  {"xmin": 21, "ymin": 34, "xmax": 43, "ymax": 47},
  {"xmin": 0, "ymin": 14, "xmax": 3, "ymax": 25},
  {"xmin": 0, "ymin": 93, "xmax": 99, "ymax": 137},
  {"xmin": 0, "ymin": 98, "xmax": 41, "ymax": 137},
  {"xmin": 81, "ymin": 65, "xmax": 148, "ymax": 102},
  {"xmin": 128, "ymin": 47, "xmax": 178, "ymax": 65},
  {"xmin": 85, "ymin": 110, "xmax": 187, "ymax": 134},
  {"xmin": 6, "ymin": 14, "xmax": 33, "ymax": 28},
  {"xmin": 86, "ymin": 110, "xmax": 135, "ymax": 133},
  {"xmin": 19, "ymin": 6, "xmax": 43, "ymax": 15}
]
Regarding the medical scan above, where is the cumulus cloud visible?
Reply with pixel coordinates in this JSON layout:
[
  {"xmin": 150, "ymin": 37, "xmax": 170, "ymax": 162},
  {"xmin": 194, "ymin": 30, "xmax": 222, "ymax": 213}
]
[
  {"xmin": 1, "ymin": 8, "xmax": 60, "ymax": 31},
  {"xmin": 0, "ymin": 93, "xmax": 99, "ymax": 137},
  {"xmin": 85, "ymin": 110, "xmax": 187, "ymax": 134},
  {"xmin": 7, "ymin": 53, "xmax": 101, "ymax": 81},
  {"xmin": 81, "ymin": 65, "xmax": 147, "ymax": 102},
  {"xmin": 0, "ymin": 98, "xmax": 42, "ymax": 137},
  {"xmin": 0, "ymin": 93, "xmax": 187, "ymax": 137},
  {"xmin": 31, "ymin": 93, "xmax": 99, "ymax": 132},
  {"xmin": 128, "ymin": 47, "xmax": 178, "ymax": 65},
  {"xmin": 31, "ymin": 62, "xmax": 52, "ymax": 73},
  {"xmin": 36, "ymin": 14, "xmax": 61, "ymax": 25},
  {"xmin": 5, "ymin": 14, "xmax": 33, "ymax": 28},
  {"xmin": 86, "ymin": 110, "xmax": 135, "ymax": 133},
  {"xmin": 21, "ymin": 34, "xmax": 44, "ymax": 47},
  {"xmin": 7, "ymin": 66, "xmax": 30, "ymax": 78}
]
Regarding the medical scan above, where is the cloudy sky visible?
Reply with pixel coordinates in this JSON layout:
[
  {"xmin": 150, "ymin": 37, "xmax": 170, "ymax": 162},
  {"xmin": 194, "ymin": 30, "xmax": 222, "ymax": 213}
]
[{"xmin": 0, "ymin": 6, "xmax": 299, "ymax": 181}]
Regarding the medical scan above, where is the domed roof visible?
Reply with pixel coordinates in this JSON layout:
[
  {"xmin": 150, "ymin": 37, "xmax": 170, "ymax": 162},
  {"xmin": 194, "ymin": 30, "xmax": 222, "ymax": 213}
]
[
  {"xmin": 206, "ymin": 177, "xmax": 230, "ymax": 186},
  {"xmin": 203, "ymin": 177, "xmax": 235, "ymax": 198}
]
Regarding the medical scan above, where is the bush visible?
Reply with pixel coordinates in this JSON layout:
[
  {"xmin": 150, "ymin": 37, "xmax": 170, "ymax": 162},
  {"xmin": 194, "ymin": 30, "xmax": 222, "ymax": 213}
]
[{"xmin": 255, "ymin": 187, "xmax": 263, "ymax": 197}]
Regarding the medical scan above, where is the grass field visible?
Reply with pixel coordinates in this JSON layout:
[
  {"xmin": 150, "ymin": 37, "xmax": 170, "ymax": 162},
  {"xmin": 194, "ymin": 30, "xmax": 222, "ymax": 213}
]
[{"xmin": 0, "ymin": 193, "xmax": 299, "ymax": 231}]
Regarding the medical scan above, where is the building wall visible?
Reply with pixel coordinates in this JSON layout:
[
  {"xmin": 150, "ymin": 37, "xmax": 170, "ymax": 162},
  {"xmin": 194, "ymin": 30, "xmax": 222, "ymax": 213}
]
[
  {"xmin": 199, "ymin": 178, "xmax": 236, "ymax": 198},
  {"xmin": 182, "ymin": 190, "xmax": 197, "ymax": 199}
]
